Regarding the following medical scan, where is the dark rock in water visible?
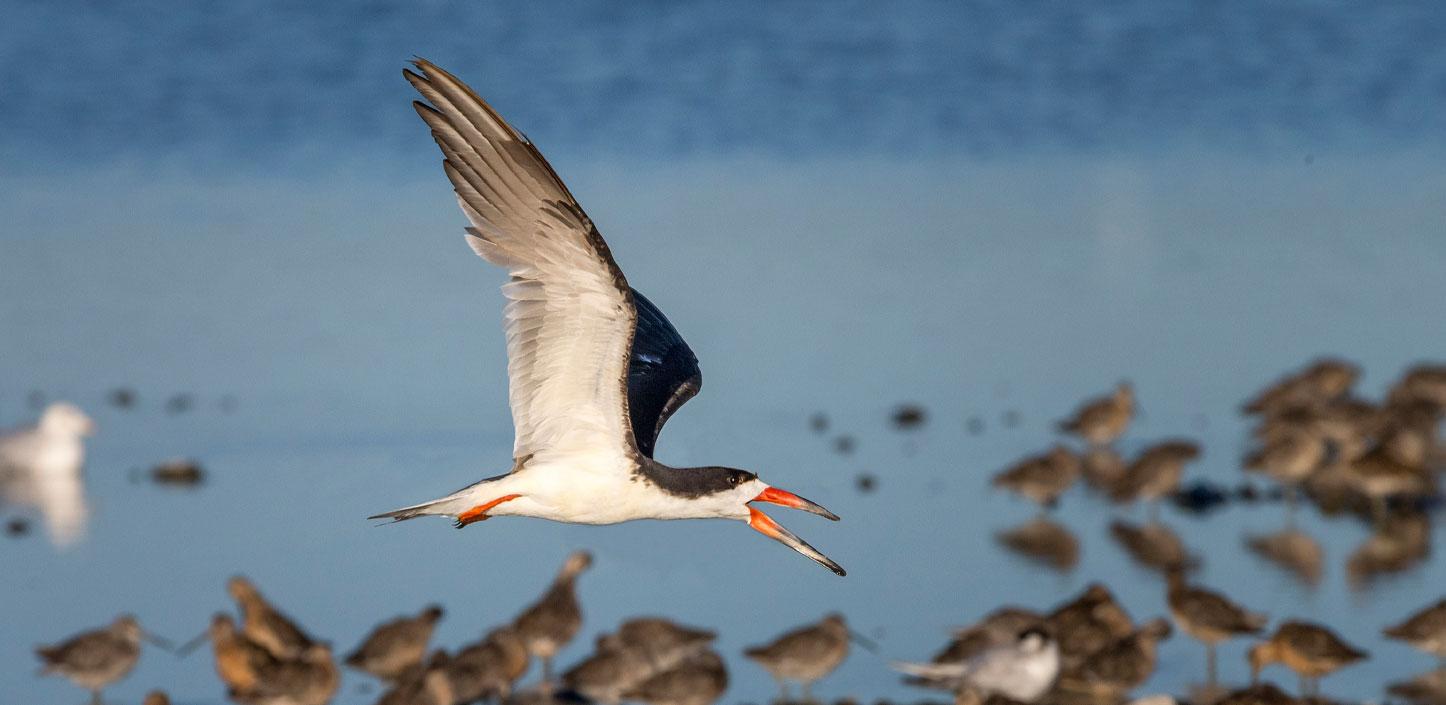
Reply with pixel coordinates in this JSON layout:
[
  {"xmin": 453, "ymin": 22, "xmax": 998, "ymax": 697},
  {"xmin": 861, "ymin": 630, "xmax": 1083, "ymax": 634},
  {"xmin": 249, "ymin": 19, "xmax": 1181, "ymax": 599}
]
[
  {"xmin": 891, "ymin": 404, "xmax": 927, "ymax": 430},
  {"xmin": 809, "ymin": 412, "xmax": 829, "ymax": 434},
  {"xmin": 1172, "ymin": 481, "xmax": 1230, "ymax": 514},
  {"xmin": 1001, "ymin": 409, "xmax": 1021, "ymax": 428},
  {"xmin": 150, "ymin": 459, "xmax": 206, "ymax": 487},
  {"xmin": 855, "ymin": 473, "xmax": 877, "ymax": 493},
  {"xmin": 107, "ymin": 387, "xmax": 137, "ymax": 409},
  {"xmin": 833, "ymin": 435, "xmax": 856, "ymax": 455},
  {"xmin": 5, "ymin": 518, "xmax": 29, "ymax": 537},
  {"xmin": 966, "ymin": 416, "xmax": 985, "ymax": 435},
  {"xmin": 164, "ymin": 393, "xmax": 195, "ymax": 414}
]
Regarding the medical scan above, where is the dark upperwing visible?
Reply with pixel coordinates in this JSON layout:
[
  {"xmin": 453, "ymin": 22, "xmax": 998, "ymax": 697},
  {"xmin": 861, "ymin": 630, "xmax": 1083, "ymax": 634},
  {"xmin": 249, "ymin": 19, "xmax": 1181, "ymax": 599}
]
[{"xmin": 627, "ymin": 289, "xmax": 702, "ymax": 458}]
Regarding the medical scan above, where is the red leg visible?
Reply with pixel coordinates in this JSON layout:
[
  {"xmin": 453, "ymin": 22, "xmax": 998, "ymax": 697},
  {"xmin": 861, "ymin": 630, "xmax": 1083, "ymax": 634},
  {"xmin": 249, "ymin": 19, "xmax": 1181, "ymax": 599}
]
[{"xmin": 455, "ymin": 494, "xmax": 522, "ymax": 528}]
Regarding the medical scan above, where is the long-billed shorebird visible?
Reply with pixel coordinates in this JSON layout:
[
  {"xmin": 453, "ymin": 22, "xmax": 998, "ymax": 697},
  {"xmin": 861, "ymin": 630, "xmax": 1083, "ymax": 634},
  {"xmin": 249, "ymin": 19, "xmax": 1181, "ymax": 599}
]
[
  {"xmin": 1111, "ymin": 440, "xmax": 1201, "ymax": 519},
  {"xmin": 1056, "ymin": 383, "xmax": 1134, "ymax": 446},
  {"xmin": 1384, "ymin": 598, "xmax": 1446, "ymax": 667},
  {"xmin": 1249, "ymin": 621, "xmax": 1366, "ymax": 698},
  {"xmin": 445, "ymin": 625, "xmax": 529, "ymax": 703},
  {"xmin": 227, "ymin": 576, "xmax": 317, "ymax": 660},
  {"xmin": 369, "ymin": 58, "xmax": 842, "ymax": 576},
  {"xmin": 745, "ymin": 613, "xmax": 850, "ymax": 702},
  {"xmin": 345, "ymin": 604, "xmax": 445, "ymax": 681},
  {"xmin": 35, "ymin": 615, "xmax": 147, "ymax": 705},
  {"xmin": 992, "ymin": 445, "xmax": 1080, "ymax": 510},
  {"xmin": 514, "ymin": 550, "xmax": 591, "ymax": 688},
  {"xmin": 1167, "ymin": 571, "xmax": 1267, "ymax": 684}
]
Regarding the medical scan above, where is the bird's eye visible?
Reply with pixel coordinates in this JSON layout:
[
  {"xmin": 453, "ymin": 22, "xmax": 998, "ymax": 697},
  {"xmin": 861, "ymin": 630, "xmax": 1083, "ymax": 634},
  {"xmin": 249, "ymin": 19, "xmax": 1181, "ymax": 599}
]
[{"xmin": 729, "ymin": 474, "xmax": 739, "ymax": 485}]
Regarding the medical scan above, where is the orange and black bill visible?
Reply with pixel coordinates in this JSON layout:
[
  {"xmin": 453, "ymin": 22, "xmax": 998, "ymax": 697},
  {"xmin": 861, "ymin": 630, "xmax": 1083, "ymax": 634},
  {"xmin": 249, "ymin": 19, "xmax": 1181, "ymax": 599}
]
[
  {"xmin": 748, "ymin": 506, "xmax": 846, "ymax": 576},
  {"xmin": 751, "ymin": 486, "xmax": 840, "ymax": 521}
]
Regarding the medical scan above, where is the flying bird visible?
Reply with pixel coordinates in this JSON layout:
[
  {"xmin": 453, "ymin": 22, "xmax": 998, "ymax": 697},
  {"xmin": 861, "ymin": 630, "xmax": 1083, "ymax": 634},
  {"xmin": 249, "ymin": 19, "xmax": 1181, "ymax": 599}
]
[{"xmin": 369, "ymin": 59, "xmax": 843, "ymax": 575}]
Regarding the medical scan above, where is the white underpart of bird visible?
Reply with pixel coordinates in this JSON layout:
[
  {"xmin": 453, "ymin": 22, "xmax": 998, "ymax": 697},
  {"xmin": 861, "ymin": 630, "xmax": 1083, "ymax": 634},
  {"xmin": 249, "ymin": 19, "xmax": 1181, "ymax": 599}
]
[
  {"xmin": 892, "ymin": 630, "xmax": 1060, "ymax": 702},
  {"xmin": 0, "ymin": 403, "xmax": 94, "ymax": 546},
  {"xmin": 368, "ymin": 59, "xmax": 843, "ymax": 575}
]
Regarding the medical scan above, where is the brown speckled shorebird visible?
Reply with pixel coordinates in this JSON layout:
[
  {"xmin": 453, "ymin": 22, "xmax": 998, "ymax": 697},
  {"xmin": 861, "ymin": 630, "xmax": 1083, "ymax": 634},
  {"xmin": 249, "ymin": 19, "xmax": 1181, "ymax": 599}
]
[
  {"xmin": 376, "ymin": 651, "xmax": 454, "ymax": 705},
  {"xmin": 35, "ymin": 615, "xmax": 144, "ymax": 705},
  {"xmin": 1242, "ymin": 358, "xmax": 1359, "ymax": 416},
  {"xmin": 1081, "ymin": 448, "xmax": 1127, "ymax": 492},
  {"xmin": 601, "ymin": 617, "xmax": 717, "ymax": 670},
  {"xmin": 345, "ymin": 604, "xmax": 444, "ymax": 681},
  {"xmin": 1249, "ymin": 621, "xmax": 1366, "ymax": 698},
  {"xmin": 1046, "ymin": 584, "xmax": 1135, "ymax": 670},
  {"xmin": 234, "ymin": 642, "xmax": 339, "ymax": 705},
  {"xmin": 514, "ymin": 550, "xmax": 592, "ymax": 689},
  {"xmin": 227, "ymin": 576, "xmax": 317, "ymax": 660},
  {"xmin": 1388, "ymin": 363, "xmax": 1446, "ymax": 408},
  {"xmin": 992, "ymin": 445, "xmax": 1080, "ymax": 510},
  {"xmin": 1110, "ymin": 520, "xmax": 1196, "ymax": 575},
  {"xmin": 1244, "ymin": 429, "xmax": 1326, "ymax": 519},
  {"xmin": 1167, "ymin": 571, "xmax": 1267, "ymax": 684},
  {"xmin": 745, "ymin": 613, "xmax": 849, "ymax": 702},
  {"xmin": 1057, "ymin": 617, "xmax": 1171, "ymax": 701},
  {"xmin": 207, "ymin": 614, "xmax": 275, "ymax": 696},
  {"xmin": 622, "ymin": 650, "xmax": 728, "ymax": 705},
  {"xmin": 564, "ymin": 642, "xmax": 656, "ymax": 704},
  {"xmin": 1384, "ymin": 598, "xmax": 1446, "ymax": 667},
  {"xmin": 445, "ymin": 625, "xmax": 530, "ymax": 703},
  {"xmin": 1244, "ymin": 529, "xmax": 1323, "ymax": 586},
  {"xmin": 1344, "ymin": 444, "xmax": 1433, "ymax": 523},
  {"xmin": 1112, "ymin": 440, "xmax": 1201, "ymax": 520},
  {"xmin": 1057, "ymin": 382, "xmax": 1134, "ymax": 446}
]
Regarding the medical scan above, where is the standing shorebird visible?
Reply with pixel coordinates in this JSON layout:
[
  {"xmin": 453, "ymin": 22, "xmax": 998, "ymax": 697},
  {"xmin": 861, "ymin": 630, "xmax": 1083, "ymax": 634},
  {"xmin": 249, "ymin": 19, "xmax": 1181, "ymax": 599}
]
[
  {"xmin": 1111, "ymin": 440, "xmax": 1201, "ymax": 520},
  {"xmin": 892, "ymin": 627, "xmax": 1060, "ymax": 703},
  {"xmin": 369, "ymin": 58, "xmax": 843, "ymax": 576},
  {"xmin": 1045, "ymin": 584, "xmax": 1135, "ymax": 669},
  {"xmin": 227, "ymin": 576, "xmax": 317, "ymax": 660},
  {"xmin": 1056, "ymin": 383, "xmax": 1134, "ymax": 447},
  {"xmin": 1249, "ymin": 622, "xmax": 1366, "ymax": 698},
  {"xmin": 621, "ymin": 650, "xmax": 728, "ymax": 705},
  {"xmin": 745, "ymin": 613, "xmax": 850, "ymax": 702},
  {"xmin": 1057, "ymin": 618, "xmax": 1172, "ymax": 702},
  {"xmin": 1242, "ymin": 359, "xmax": 1359, "ymax": 416},
  {"xmin": 514, "ymin": 550, "xmax": 591, "ymax": 688},
  {"xmin": 35, "ymin": 615, "xmax": 145, "ymax": 705},
  {"xmin": 205, "ymin": 614, "xmax": 275, "ymax": 695},
  {"xmin": 235, "ymin": 643, "xmax": 340, "ymax": 705},
  {"xmin": 1384, "ymin": 598, "xmax": 1446, "ymax": 667},
  {"xmin": 991, "ymin": 445, "xmax": 1080, "ymax": 510},
  {"xmin": 346, "ymin": 604, "xmax": 445, "ymax": 682},
  {"xmin": 1167, "ymin": 571, "xmax": 1267, "ymax": 684},
  {"xmin": 445, "ymin": 625, "xmax": 530, "ymax": 703}
]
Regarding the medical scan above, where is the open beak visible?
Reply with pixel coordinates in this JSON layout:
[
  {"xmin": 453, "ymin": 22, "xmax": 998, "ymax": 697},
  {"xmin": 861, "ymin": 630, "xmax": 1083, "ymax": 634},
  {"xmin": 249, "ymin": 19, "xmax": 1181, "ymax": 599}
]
[
  {"xmin": 748, "ymin": 507, "xmax": 845, "ymax": 576},
  {"xmin": 750, "ymin": 486, "xmax": 840, "ymax": 521}
]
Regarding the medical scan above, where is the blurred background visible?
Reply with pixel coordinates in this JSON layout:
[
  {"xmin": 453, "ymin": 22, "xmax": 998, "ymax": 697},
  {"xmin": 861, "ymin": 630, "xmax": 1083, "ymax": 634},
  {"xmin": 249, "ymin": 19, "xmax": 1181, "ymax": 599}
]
[{"xmin": 2, "ymin": 1, "xmax": 1444, "ymax": 704}]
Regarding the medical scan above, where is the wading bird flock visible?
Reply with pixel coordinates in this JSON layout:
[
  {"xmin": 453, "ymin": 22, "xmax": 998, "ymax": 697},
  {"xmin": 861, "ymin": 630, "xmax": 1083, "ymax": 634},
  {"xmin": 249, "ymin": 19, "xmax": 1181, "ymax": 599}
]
[{"xmin": 6, "ymin": 57, "xmax": 1446, "ymax": 705}]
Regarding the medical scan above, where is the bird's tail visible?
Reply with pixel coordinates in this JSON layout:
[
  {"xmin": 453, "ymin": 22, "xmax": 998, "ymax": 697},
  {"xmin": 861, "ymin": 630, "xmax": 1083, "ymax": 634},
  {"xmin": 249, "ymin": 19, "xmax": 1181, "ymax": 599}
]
[
  {"xmin": 367, "ymin": 474, "xmax": 508, "ymax": 524},
  {"xmin": 888, "ymin": 660, "xmax": 966, "ymax": 680}
]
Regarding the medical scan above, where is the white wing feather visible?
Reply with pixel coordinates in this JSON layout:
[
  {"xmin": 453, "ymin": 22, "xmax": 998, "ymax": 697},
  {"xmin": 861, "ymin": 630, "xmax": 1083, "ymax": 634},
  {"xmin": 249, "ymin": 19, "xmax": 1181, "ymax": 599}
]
[{"xmin": 407, "ymin": 60, "xmax": 637, "ymax": 463}]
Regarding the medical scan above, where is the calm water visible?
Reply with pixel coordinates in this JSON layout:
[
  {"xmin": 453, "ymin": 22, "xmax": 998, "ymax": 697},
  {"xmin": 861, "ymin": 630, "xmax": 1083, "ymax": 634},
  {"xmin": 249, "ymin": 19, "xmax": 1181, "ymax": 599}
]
[{"xmin": 3, "ymin": 2, "xmax": 1446, "ymax": 704}]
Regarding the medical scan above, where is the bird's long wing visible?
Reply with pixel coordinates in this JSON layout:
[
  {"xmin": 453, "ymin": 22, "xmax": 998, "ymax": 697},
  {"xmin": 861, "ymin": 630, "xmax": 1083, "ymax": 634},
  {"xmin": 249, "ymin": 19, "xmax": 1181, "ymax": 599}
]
[
  {"xmin": 627, "ymin": 289, "xmax": 702, "ymax": 458},
  {"xmin": 407, "ymin": 59, "xmax": 638, "ymax": 463}
]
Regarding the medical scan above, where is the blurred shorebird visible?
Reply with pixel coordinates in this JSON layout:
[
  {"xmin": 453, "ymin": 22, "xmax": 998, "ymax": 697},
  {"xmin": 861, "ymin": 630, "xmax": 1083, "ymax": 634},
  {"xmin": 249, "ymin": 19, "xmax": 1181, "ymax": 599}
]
[
  {"xmin": 206, "ymin": 614, "xmax": 274, "ymax": 695},
  {"xmin": 1045, "ymin": 584, "xmax": 1134, "ymax": 669},
  {"xmin": 35, "ymin": 615, "xmax": 147, "ymax": 705},
  {"xmin": 234, "ymin": 643, "xmax": 339, "ymax": 705},
  {"xmin": 565, "ymin": 617, "xmax": 716, "ymax": 704},
  {"xmin": 892, "ymin": 627, "xmax": 1060, "ymax": 703},
  {"xmin": 0, "ymin": 402, "xmax": 94, "ymax": 545},
  {"xmin": 345, "ymin": 604, "xmax": 445, "ymax": 681},
  {"xmin": 621, "ymin": 650, "xmax": 728, "ymax": 705},
  {"xmin": 745, "ymin": 613, "xmax": 850, "ymax": 702},
  {"xmin": 991, "ymin": 445, "xmax": 1080, "ymax": 510},
  {"xmin": 1249, "ymin": 621, "xmax": 1366, "ymax": 698},
  {"xmin": 514, "ymin": 551, "xmax": 591, "ymax": 689},
  {"xmin": 445, "ymin": 625, "xmax": 529, "ymax": 703},
  {"xmin": 0, "ymin": 402, "xmax": 95, "ymax": 470},
  {"xmin": 227, "ymin": 576, "xmax": 317, "ymax": 660},
  {"xmin": 1111, "ymin": 440, "xmax": 1201, "ymax": 519},
  {"xmin": 1167, "ymin": 571, "xmax": 1267, "ymax": 684},
  {"xmin": 1058, "ymin": 618, "xmax": 1172, "ymax": 701},
  {"xmin": 369, "ymin": 58, "xmax": 843, "ymax": 576},
  {"xmin": 1243, "ymin": 529, "xmax": 1323, "ymax": 586},
  {"xmin": 903, "ymin": 608, "xmax": 1044, "ymax": 692},
  {"xmin": 1056, "ymin": 382, "xmax": 1134, "ymax": 446},
  {"xmin": 376, "ymin": 651, "xmax": 454, "ymax": 705},
  {"xmin": 1242, "ymin": 358, "xmax": 1358, "ymax": 416},
  {"xmin": 1384, "ymin": 598, "xmax": 1446, "ymax": 667}
]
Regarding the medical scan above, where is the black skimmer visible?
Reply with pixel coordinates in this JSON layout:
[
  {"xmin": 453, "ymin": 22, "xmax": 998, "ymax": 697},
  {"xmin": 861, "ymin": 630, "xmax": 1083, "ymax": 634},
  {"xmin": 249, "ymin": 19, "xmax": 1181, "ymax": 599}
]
[
  {"xmin": 35, "ymin": 615, "xmax": 147, "ymax": 705},
  {"xmin": 743, "ymin": 613, "xmax": 850, "ymax": 702},
  {"xmin": 513, "ymin": 550, "xmax": 590, "ymax": 688},
  {"xmin": 444, "ymin": 625, "xmax": 530, "ymax": 703},
  {"xmin": 1384, "ymin": 598, "xmax": 1446, "ymax": 667},
  {"xmin": 1166, "ymin": 570, "xmax": 1267, "ymax": 684},
  {"xmin": 370, "ymin": 58, "xmax": 843, "ymax": 576},
  {"xmin": 1056, "ymin": 382, "xmax": 1134, "ymax": 446},
  {"xmin": 1248, "ymin": 621, "xmax": 1367, "ymax": 698},
  {"xmin": 227, "ymin": 576, "xmax": 318, "ymax": 660},
  {"xmin": 892, "ymin": 627, "xmax": 1060, "ymax": 703},
  {"xmin": 345, "ymin": 604, "xmax": 445, "ymax": 681}
]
